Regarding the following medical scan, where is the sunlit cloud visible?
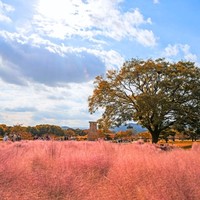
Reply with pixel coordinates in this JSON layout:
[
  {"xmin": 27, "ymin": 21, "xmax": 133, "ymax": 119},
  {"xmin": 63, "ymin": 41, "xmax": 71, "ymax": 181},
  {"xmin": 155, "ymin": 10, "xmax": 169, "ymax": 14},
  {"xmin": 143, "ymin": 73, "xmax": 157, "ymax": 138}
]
[{"xmin": 32, "ymin": 0, "xmax": 156, "ymax": 46}]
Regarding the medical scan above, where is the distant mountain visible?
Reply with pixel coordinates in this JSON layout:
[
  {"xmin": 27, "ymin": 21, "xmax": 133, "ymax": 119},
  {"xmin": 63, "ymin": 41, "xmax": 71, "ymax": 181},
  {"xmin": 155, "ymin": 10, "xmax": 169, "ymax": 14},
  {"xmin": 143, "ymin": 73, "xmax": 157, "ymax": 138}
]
[
  {"xmin": 61, "ymin": 126, "xmax": 87, "ymax": 130},
  {"xmin": 61, "ymin": 126, "xmax": 70, "ymax": 130},
  {"xmin": 61, "ymin": 123, "xmax": 147, "ymax": 133},
  {"xmin": 111, "ymin": 123, "xmax": 147, "ymax": 133}
]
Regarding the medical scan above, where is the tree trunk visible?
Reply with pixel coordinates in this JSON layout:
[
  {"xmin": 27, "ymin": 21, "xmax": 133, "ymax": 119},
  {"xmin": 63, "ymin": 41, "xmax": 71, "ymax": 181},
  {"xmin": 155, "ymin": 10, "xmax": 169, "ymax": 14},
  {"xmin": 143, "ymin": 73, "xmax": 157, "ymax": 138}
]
[{"xmin": 151, "ymin": 131, "xmax": 160, "ymax": 143}]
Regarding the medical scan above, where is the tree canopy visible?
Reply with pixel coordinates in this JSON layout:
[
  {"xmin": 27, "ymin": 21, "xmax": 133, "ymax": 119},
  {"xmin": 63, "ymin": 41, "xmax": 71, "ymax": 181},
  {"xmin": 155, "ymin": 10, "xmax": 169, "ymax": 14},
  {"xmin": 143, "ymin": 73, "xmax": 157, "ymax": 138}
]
[{"xmin": 88, "ymin": 58, "xmax": 200, "ymax": 143}]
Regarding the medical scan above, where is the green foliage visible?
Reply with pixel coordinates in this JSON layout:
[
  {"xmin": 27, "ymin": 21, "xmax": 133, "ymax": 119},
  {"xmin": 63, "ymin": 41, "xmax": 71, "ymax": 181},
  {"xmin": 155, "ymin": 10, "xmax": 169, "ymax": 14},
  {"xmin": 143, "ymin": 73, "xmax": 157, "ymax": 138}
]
[
  {"xmin": 35, "ymin": 124, "xmax": 65, "ymax": 136},
  {"xmin": 89, "ymin": 58, "xmax": 200, "ymax": 143},
  {"xmin": 0, "ymin": 127, "xmax": 4, "ymax": 136},
  {"xmin": 27, "ymin": 126, "xmax": 39, "ymax": 136},
  {"xmin": 0, "ymin": 124, "xmax": 9, "ymax": 135}
]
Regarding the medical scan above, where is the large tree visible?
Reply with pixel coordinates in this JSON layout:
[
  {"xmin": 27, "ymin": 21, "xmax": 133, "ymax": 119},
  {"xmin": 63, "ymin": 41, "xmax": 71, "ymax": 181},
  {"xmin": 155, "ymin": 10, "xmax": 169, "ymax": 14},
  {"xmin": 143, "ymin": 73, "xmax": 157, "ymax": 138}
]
[{"xmin": 88, "ymin": 59, "xmax": 200, "ymax": 143}]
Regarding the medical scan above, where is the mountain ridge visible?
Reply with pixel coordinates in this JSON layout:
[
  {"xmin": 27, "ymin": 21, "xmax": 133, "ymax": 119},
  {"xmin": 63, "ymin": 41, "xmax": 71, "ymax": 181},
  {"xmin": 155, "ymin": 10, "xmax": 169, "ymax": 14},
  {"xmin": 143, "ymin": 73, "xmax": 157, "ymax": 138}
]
[{"xmin": 111, "ymin": 123, "xmax": 147, "ymax": 133}]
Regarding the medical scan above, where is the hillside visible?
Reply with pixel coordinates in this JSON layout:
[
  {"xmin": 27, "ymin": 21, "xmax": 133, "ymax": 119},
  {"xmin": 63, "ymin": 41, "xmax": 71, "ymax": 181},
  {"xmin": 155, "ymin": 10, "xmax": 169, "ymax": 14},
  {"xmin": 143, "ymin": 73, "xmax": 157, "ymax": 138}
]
[{"xmin": 112, "ymin": 123, "xmax": 147, "ymax": 133}]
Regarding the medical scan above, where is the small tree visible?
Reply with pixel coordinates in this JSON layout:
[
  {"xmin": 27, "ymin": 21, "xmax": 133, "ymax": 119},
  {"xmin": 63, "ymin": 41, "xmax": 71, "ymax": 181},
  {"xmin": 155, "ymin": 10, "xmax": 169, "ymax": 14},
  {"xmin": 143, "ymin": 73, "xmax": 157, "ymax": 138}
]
[
  {"xmin": 64, "ymin": 129, "xmax": 76, "ymax": 138},
  {"xmin": 89, "ymin": 59, "xmax": 200, "ymax": 143}
]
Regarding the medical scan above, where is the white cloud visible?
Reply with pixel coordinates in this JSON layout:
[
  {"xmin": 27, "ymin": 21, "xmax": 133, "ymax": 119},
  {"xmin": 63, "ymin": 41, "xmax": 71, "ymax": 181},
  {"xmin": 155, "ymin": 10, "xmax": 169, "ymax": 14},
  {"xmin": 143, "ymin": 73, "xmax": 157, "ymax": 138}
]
[
  {"xmin": 86, "ymin": 48, "xmax": 125, "ymax": 70},
  {"xmin": 0, "ymin": 0, "xmax": 157, "ymax": 88},
  {"xmin": 183, "ymin": 53, "xmax": 197, "ymax": 61},
  {"xmin": 180, "ymin": 44, "xmax": 197, "ymax": 61},
  {"xmin": 0, "ymin": 55, "xmax": 27, "ymax": 85},
  {"xmin": 32, "ymin": 0, "xmax": 156, "ymax": 46},
  {"xmin": 163, "ymin": 44, "xmax": 197, "ymax": 62},
  {"xmin": 0, "ymin": 1, "xmax": 14, "ymax": 23},
  {"xmin": 0, "ymin": 31, "xmax": 107, "ymax": 85},
  {"xmin": 164, "ymin": 44, "xmax": 179, "ymax": 57},
  {"xmin": 135, "ymin": 29, "xmax": 156, "ymax": 47},
  {"xmin": 0, "ymin": 79, "xmax": 99, "ymax": 127}
]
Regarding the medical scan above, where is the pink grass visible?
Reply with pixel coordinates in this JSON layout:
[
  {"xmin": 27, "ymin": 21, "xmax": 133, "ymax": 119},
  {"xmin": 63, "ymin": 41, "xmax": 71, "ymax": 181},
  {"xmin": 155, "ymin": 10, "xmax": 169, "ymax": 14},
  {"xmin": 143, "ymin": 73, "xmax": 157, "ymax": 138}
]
[{"xmin": 0, "ymin": 141, "xmax": 199, "ymax": 200}]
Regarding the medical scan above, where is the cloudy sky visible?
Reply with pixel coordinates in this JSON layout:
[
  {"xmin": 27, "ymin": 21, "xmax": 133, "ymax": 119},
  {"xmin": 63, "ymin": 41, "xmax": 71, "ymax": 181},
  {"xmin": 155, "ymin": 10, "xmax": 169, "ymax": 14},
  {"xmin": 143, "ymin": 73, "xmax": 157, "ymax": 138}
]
[{"xmin": 0, "ymin": 0, "xmax": 199, "ymax": 128}]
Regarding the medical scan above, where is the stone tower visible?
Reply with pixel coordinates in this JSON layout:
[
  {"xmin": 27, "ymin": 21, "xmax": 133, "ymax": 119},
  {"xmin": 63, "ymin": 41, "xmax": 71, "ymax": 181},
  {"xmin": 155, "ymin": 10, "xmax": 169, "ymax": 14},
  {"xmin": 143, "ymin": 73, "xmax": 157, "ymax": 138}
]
[{"xmin": 87, "ymin": 121, "xmax": 98, "ymax": 141}]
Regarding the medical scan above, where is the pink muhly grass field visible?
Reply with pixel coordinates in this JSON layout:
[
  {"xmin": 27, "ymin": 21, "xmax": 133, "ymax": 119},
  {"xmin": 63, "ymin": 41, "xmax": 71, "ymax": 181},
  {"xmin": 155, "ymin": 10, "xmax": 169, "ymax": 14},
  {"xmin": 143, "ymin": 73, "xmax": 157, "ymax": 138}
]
[{"xmin": 0, "ymin": 140, "xmax": 200, "ymax": 200}]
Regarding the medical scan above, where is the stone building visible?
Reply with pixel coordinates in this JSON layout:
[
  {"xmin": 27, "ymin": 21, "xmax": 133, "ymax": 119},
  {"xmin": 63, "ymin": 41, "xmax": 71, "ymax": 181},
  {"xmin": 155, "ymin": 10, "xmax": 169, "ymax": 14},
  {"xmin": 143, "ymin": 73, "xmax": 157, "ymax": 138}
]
[{"xmin": 87, "ymin": 121, "xmax": 99, "ymax": 141}]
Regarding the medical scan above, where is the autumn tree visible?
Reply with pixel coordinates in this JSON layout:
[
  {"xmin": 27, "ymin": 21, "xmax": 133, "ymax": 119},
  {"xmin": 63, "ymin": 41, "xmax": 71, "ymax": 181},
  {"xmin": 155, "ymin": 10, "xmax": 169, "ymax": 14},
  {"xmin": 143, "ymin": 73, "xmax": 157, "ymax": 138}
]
[
  {"xmin": 27, "ymin": 126, "xmax": 39, "ymax": 137},
  {"xmin": 10, "ymin": 124, "xmax": 32, "ymax": 140},
  {"xmin": 0, "ymin": 124, "xmax": 7, "ymax": 136},
  {"xmin": 88, "ymin": 58, "xmax": 200, "ymax": 143},
  {"xmin": 64, "ymin": 129, "xmax": 76, "ymax": 137},
  {"xmin": 10, "ymin": 124, "xmax": 27, "ymax": 135},
  {"xmin": 35, "ymin": 124, "xmax": 65, "ymax": 136}
]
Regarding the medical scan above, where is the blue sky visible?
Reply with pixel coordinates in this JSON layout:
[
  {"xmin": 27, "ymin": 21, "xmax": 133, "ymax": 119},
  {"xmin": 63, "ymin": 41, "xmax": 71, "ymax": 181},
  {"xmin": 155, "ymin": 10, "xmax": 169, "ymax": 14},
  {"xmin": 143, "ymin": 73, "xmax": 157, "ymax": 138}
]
[{"xmin": 0, "ymin": 0, "xmax": 199, "ymax": 128}]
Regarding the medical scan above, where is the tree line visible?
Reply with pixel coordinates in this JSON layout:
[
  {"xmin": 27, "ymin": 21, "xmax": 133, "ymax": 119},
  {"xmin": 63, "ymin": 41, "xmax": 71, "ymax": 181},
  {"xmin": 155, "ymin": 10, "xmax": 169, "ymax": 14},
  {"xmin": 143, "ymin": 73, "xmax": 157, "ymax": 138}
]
[{"xmin": 0, "ymin": 124, "xmax": 87, "ymax": 140}]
